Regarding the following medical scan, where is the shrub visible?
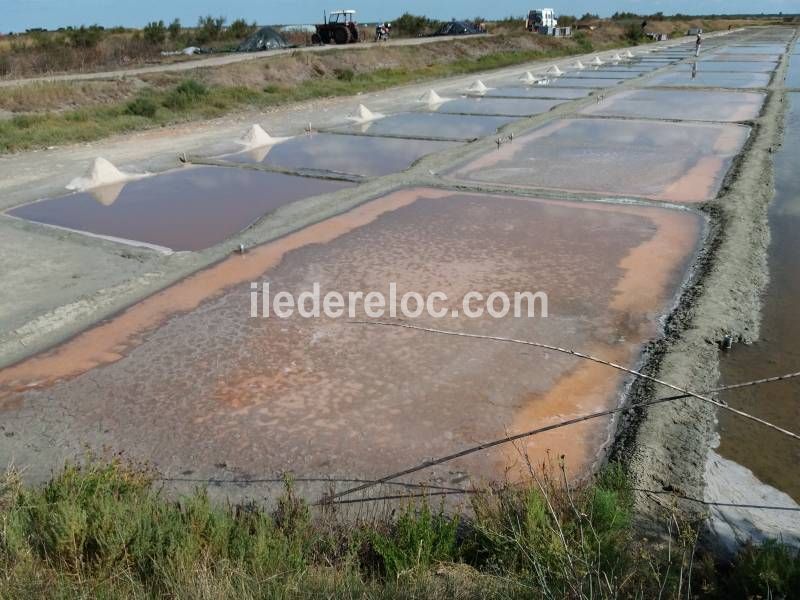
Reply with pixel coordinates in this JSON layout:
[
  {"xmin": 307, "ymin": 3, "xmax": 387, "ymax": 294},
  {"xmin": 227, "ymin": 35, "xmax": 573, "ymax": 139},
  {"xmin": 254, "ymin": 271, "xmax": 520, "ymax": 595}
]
[
  {"xmin": 168, "ymin": 18, "xmax": 182, "ymax": 40},
  {"xmin": 393, "ymin": 13, "xmax": 439, "ymax": 37},
  {"xmin": 65, "ymin": 25, "xmax": 104, "ymax": 49},
  {"xmin": 624, "ymin": 22, "xmax": 645, "ymax": 44},
  {"xmin": 162, "ymin": 79, "xmax": 208, "ymax": 110},
  {"xmin": 143, "ymin": 20, "xmax": 167, "ymax": 45},
  {"xmin": 370, "ymin": 504, "xmax": 459, "ymax": 578},
  {"xmin": 125, "ymin": 96, "xmax": 158, "ymax": 118},
  {"xmin": 573, "ymin": 30, "xmax": 593, "ymax": 52},
  {"xmin": 195, "ymin": 15, "xmax": 225, "ymax": 44},
  {"xmin": 334, "ymin": 68, "xmax": 354, "ymax": 81},
  {"xmin": 228, "ymin": 18, "xmax": 255, "ymax": 40}
]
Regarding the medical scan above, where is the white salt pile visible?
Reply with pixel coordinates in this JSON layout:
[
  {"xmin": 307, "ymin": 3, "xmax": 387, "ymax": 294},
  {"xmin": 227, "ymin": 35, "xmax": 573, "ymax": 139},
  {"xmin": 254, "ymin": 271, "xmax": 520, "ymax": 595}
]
[
  {"xmin": 347, "ymin": 104, "xmax": 384, "ymax": 124},
  {"xmin": 66, "ymin": 157, "xmax": 145, "ymax": 192},
  {"xmin": 418, "ymin": 89, "xmax": 447, "ymax": 105},
  {"xmin": 467, "ymin": 80, "xmax": 489, "ymax": 93},
  {"xmin": 547, "ymin": 65, "xmax": 563, "ymax": 76},
  {"xmin": 238, "ymin": 124, "xmax": 290, "ymax": 148},
  {"xmin": 573, "ymin": 60, "xmax": 585, "ymax": 69}
]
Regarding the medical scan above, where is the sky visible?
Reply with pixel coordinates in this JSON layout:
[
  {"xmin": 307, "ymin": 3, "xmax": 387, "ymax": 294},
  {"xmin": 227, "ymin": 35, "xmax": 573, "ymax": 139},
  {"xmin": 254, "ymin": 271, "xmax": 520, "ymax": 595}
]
[{"xmin": 4, "ymin": 0, "xmax": 797, "ymax": 33}]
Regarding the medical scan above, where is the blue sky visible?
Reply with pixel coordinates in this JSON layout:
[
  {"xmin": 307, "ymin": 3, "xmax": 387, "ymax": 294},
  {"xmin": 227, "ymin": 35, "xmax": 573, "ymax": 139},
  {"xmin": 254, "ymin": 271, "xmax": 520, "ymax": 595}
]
[{"xmin": 4, "ymin": 0, "xmax": 797, "ymax": 33}]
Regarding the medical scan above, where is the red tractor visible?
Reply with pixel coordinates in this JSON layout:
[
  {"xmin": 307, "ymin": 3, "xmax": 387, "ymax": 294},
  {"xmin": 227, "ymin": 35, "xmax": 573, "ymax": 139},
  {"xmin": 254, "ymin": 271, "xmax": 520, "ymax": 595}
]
[{"xmin": 312, "ymin": 10, "xmax": 360, "ymax": 45}]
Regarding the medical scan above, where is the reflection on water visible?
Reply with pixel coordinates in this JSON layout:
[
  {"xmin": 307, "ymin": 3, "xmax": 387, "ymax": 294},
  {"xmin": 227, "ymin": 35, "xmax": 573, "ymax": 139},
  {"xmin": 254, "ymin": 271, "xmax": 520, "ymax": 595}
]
[
  {"xmin": 0, "ymin": 189, "xmax": 701, "ymax": 486},
  {"xmin": 333, "ymin": 111, "xmax": 515, "ymax": 140},
  {"xmin": 221, "ymin": 133, "xmax": 457, "ymax": 177},
  {"xmin": 430, "ymin": 96, "xmax": 564, "ymax": 117},
  {"xmin": 8, "ymin": 166, "xmax": 354, "ymax": 251},
  {"xmin": 647, "ymin": 69, "xmax": 772, "ymax": 88},
  {"xmin": 674, "ymin": 61, "xmax": 777, "ymax": 72},
  {"xmin": 452, "ymin": 117, "xmax": 749, "ymax": 203},
  {"xmin": 718, "ymin": 93, "xmax": 800, "ymax": 502},
  {"xmin": 582, "ymin": 89, "xmax": 765, "ymax": 122},
  {"xmin": 484, "ymin": 86, "xmax": 591, "ymax": 100}
]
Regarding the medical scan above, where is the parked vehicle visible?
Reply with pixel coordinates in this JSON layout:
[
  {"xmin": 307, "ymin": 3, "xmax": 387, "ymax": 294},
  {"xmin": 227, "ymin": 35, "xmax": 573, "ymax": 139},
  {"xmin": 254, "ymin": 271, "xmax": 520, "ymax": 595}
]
[
  {"xmin": 526, "ymin": 9, "xmax": 558, "ymax": 32},
  {"xmin": 312, "ymin": 10, "xmax": 359, "ymax": 45}
]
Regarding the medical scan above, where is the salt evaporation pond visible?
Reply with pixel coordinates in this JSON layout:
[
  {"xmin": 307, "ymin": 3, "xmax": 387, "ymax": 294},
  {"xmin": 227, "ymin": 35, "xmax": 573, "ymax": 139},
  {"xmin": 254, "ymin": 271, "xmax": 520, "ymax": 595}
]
[
  {"xmin": 7, "ymin": 166, "xmax": 354, "ymax": 251},
  {"xmin": 0, "ymin": 188, "xmax": 701, "ymax": 487},
  {"xmin": 333, "ymin": 112, "xmax": 514, "ymax": 141},
  {"xmin": 221, "ymin": 133, "xmax": 457, "ymax": 177},
  {"xmin": 582, "ymin": 89, "xmax": 765, "ymax": 122},
  {"xmin": 451, "ymin": 118, "xmax": 749, "ymax": 203}
]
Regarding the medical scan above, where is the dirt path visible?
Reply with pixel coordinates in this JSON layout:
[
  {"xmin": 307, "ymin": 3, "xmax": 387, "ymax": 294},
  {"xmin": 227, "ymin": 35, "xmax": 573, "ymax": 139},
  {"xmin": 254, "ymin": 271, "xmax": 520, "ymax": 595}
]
[{"xmin": 0, "ymin": 34, "xmax": 489, "ymax": 88}]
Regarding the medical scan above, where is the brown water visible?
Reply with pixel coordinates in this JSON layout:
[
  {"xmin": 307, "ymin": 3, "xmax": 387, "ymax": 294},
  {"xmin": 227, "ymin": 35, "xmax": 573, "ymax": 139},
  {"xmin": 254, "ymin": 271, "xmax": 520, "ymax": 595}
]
[
  {"xmin": 717, "ymin": 92, "xmax": 800, "ymax": 502},
  {"xmin": 0, "ymin": 189, "xmax": 701, "ymax": 486},
  {"xmin": 333, "ymin": 112, "xmax": 514, "ymax": 141},
  {"xmin": 582, "ymin": 89, "xmax": 765, "ymax": 122},
  {"xmin": 220, "ymin": 133, "xmax": 457, "ymax": 177},
  {"xmin": 451, "ymin": 118, "xmax": 749, "ymax": 203},
  {"xmin": 7, "ymin": 166, "xmax": 354, "ymax": 251}
]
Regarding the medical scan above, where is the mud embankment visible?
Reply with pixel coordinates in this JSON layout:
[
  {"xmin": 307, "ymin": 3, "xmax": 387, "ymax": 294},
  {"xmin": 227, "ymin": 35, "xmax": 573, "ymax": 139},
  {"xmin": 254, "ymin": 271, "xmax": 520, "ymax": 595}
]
[{"xmin": 611, "ymin": 33, "xmax": 795, "ymax": 537}]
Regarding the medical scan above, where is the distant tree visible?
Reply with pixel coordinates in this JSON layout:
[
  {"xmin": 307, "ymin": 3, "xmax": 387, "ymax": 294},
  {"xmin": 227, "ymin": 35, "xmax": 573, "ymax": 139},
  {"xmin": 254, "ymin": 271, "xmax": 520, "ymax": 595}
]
[
  {"xmin": 65, "ymin": 24, "xmax": 104, "ymax": 48},
  {"xmin": 168, "ymin": 18, "xmax": 182, "ymax": 40},
  {"xmin": 227, "ymin": 18, "xmax": 255, "ymax": 39},
  {"xmin": 579, "ymin": 13, "xmax": 599, "ymax": 22},
  {"xmin": 143, "ymin": 20, "xmax": 167, "ymax": 45},
  {"xmin": 393, "ymin": 13, "xmax": 439, "ymax": 36},
  {"xmin": 558, "ymin": 14, "xmax": 577, "ymax": 26},
  {"xmin": 624, "ymin": 22, "xmax": 644, "ymax": 43},
  {"xmin": 196, "ymin": 15, "xmax": 225, "ymax": 43}
]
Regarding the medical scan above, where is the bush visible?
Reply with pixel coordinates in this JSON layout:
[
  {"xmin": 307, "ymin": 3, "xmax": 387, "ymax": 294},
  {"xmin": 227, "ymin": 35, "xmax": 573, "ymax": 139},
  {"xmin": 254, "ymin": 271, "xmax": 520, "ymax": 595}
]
[
  {"xmin": 370, "ymin": 504, "xmax": 459, "ymax": 578},
  {"xmin": 228, "ymin": 18, "xmax": 255, "ymax": 40},
  {"xmin": 162, "ymin": 79, "xmax": 208, "ymax": 110},
  {"xmin": 143, "ymin": 20, "xmax": 167, "ymax": 45},
  {"xmin": 195, "ymin": 15, "xmax": 225, "ymax": 44},
  {"xmin": 334, "ymin": 68, "xmax": 354, "ymax": 81},
  {"xmin": 125, "ymin": 97, "xmax": 158, "ymax": 118},
  {"xmin": 393, "ymin": 13, "xmax": 439, "ymax": 37},
  {"xmin": 573, "ymin": 30, "xmax": 593, "ymax": 51},
  {"xmin": 65, "ymin": 25, "xmax": 104, "ymax": 49},
  {"xmin": 624, "ymin": 22, "xmax": 645, "ymax": 44},
  {"xmin": 168, "ymin": 18, "xmax": 182, "ymax": 40}
]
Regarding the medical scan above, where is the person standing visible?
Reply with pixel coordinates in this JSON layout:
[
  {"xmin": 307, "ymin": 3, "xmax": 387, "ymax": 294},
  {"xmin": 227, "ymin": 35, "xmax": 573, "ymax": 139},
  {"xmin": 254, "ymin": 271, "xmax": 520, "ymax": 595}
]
[{"xmin": 695, "ymin": 33, "xmax": 702, "ymax": 57}]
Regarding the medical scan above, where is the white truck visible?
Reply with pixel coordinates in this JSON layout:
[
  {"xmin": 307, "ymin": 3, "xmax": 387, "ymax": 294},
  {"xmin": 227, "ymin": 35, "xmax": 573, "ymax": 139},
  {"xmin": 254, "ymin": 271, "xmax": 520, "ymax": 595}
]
[{"xmin": 526, "ymin": 9, "xmax": 557, "ymax": 32}]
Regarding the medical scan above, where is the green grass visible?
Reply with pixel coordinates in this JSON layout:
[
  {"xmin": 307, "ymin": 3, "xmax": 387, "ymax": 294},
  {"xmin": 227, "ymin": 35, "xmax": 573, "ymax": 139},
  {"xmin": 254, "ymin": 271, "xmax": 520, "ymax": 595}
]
[
  {"xmin": 0, "ymin": 38, "xmax": 626, "ymax": 154},
  {"xmin": 0, "ymin": 460, "xmax": 797, "ymax": 598}
]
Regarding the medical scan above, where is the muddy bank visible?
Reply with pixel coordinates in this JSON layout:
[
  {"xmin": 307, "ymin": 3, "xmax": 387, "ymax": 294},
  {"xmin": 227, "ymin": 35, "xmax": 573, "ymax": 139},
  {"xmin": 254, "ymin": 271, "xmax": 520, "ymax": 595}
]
[{"xmin": 610, "ymin": 31, "xmax": 795, "ymax": 538}]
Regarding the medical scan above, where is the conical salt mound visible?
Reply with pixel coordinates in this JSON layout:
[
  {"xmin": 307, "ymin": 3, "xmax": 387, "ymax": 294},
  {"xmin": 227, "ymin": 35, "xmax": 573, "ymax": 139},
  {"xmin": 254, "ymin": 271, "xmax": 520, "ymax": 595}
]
[
  {"xmin": 519, "ymin": 71, "xmax": 538, "ymax": 84},
  {"xmin": 611, "ymin": 53, "xmax": 623, "ymax": 62},
  {"xmin": 67, "ymin": 157, "xmax": 135, "ymax": 192},
  {"xmin": 547, "ymin": 65, "xmax": 563, "ymax": 76},
  {"xmin": 467, "ymin": 80, "xmax": 489, "ymax": 93},
  {"xmin": 591, "ymin": 55, "xmax": 604, "ymax": 65},
  {"xmin": 419, "ymin": 89, "xmax": 444, "ymax": 105},
  {"xmin": 238, "ymin": 124, "xmax": 289, "ymax": 148},
  {"xmin": 625, "ymin": 49, "xmax": 635, "ymax": 58},
  {"xmin": 347, "ymin": 103, "xmax": 383, "ymax": 123},
  {"xmin": 573, "ymin": 60, "xmax": 585, "ymax": 69}
]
